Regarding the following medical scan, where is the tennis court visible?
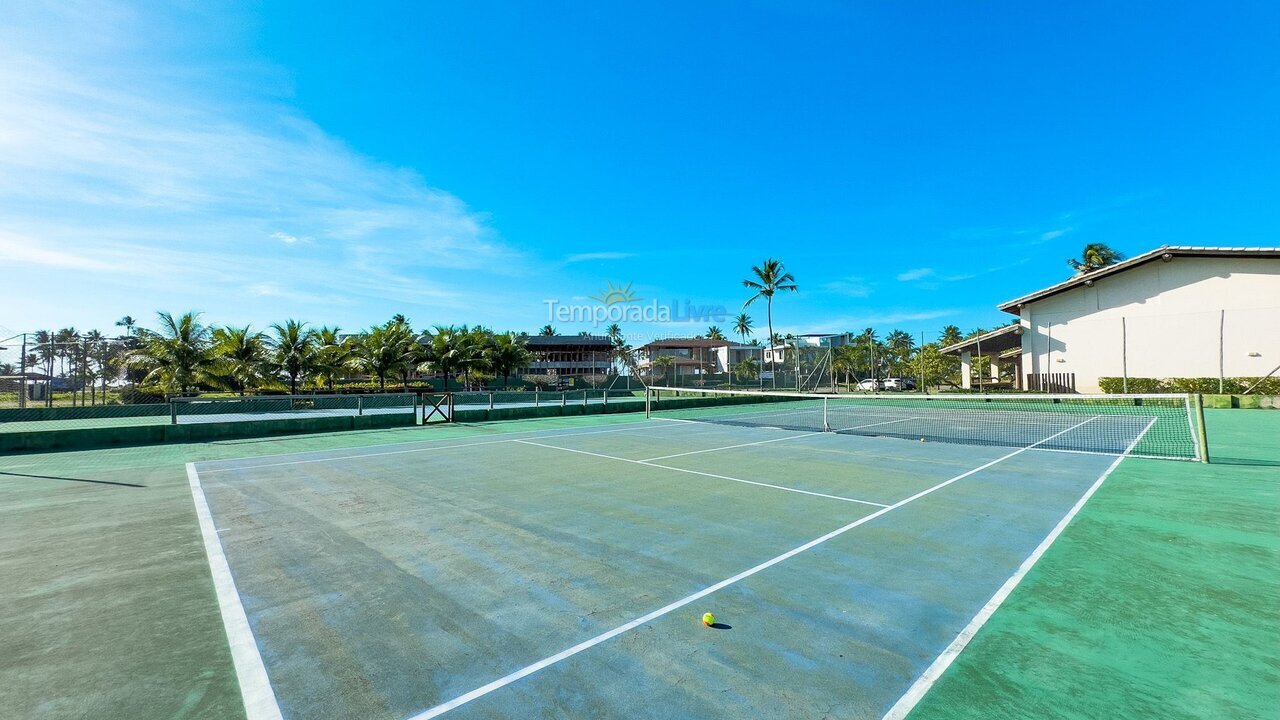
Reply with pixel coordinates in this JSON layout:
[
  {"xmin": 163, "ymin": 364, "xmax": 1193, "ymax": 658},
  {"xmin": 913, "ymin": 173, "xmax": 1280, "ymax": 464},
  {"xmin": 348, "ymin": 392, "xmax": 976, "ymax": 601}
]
[{"xmin": 187, "ymin": 390, "xmax": 1181, "ymax": 719}]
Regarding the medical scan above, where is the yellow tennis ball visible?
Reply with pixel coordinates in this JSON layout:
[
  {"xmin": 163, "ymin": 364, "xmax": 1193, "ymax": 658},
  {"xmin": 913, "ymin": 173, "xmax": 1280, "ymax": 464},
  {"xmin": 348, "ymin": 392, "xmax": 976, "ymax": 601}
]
[{"xmin": 702, "ymin": 612, "xmax": 715, "ymax": 626}]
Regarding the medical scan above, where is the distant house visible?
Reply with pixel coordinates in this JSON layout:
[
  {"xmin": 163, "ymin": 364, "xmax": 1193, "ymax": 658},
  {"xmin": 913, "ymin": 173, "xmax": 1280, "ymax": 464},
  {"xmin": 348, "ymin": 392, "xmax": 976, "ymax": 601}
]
[
  {"xmin": 521, "ymin": 335, "xmax": 613, "ymax": 377},
  {"xmin": 946, "ymin": 246, "xmax": 1280, "ymax": 393},
  {"xmin": 637, "ymin": 338, "xmax": 764, "ymax": 380}
]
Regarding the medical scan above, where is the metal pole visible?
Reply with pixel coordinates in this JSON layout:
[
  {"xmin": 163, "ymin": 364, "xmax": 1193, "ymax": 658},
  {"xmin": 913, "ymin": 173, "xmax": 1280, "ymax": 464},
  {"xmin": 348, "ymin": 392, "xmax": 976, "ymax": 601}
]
[
  {"xmin": 919, "ymin": 331, "xmax": 925, "ymax": 393},
  {"xmin": 19, "ymin": 333, "xmax": 27, "ymax": 409},
  {"xmin": 1218, "ymin": 309, "xmax": 1225, "ymax": 394},
  {"xmin": 488, "ymin": 392, "xmax": 494, "ymax": 411},
  {"xmin": 1121, "ymin": 316, "xmax": 1128, "ymax": 393},
  {"xmin": 357, "ymin": 395, "xmax": 363, "ymax": 416},
  {"xmin": 1194, "ymin": 394, "xmax": 1210, "ymax": 463},
  {"xmin": 170, "ymin": 398, "xmax": 178, "ymax": 425}
]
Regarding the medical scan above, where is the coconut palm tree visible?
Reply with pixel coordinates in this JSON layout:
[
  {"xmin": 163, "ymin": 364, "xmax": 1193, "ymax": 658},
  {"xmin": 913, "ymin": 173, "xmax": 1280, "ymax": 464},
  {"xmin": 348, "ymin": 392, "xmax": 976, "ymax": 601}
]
[
  {"xmin": 705, "ymin": 326, "xmax": 726, "ymax": 341},
  {"xmin": 885, "ymin": 329, "xmax": 915, "ymax": 376},
  {"xmin": 212, "ymin": 325, "xmax": 269, "ymax": 395},
  {"xmin": 313, "ymin": 326, "xmax": 349, "ymax": 391},
  {"xmin": 539, "ymin": 324, "xmax": 556, "ymax": 336},
  {"xmin": 939, "ymin": 325, "xmax": 963, "ymax": 346},
  {"xmin": 348, "ymin": 321, "xmax": 413, "ymax": 392},
  {"xmin": 126, "ymin": 311, "xmax": 216, "ymax": 394},
  {"xmin": 652, "ymin": 354, "xmax": 675, "ymax": 383},
  {"xmin": 268, "ymin": 320, "xmax": 317, "ymax": 395},
  {"xmin": 743, "ymin": 259, "xmax": 798, "ymax": 387},
  {"xmin": 487, "ymin": 332, "xmax": 530, "ymax": 388},
  {"xmin": 421, "ymin": 325, "xmax": 475, "ymax": 390},
  {"xmin": 733, "ymin": 357, "xmax": 760, "ymax": 381},
  {"xmin": 115, "ymin": 316, "xmax": 137, "ymax": 337},
  {"xmin": 733, "ymin": 313, "xmax": 753, "ymax": 344},
  {"xmin": 1067, "ymin": 243, "xmax": 1123, "ymax": 274}
]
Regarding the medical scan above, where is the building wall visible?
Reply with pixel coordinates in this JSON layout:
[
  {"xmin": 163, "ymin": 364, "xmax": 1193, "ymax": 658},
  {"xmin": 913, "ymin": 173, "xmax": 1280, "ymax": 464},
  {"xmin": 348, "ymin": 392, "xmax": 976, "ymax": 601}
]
[{"xmin": 1018, "ymin": 256, "xmax": 1280, "ymax": 392}]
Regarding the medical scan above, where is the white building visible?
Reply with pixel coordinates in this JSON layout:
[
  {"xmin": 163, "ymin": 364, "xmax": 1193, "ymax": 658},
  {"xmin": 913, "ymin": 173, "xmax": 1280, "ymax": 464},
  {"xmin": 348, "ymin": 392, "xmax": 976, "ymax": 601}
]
[{"xmin": 994, "ymin": 246, "xmax": 1280, "ymax": 393}]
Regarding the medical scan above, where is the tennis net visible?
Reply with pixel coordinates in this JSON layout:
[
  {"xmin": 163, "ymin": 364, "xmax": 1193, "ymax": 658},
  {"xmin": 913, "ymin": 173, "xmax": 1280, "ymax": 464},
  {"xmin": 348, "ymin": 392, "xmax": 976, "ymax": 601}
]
[{"xmin": 645, "ymin": 386, "xmax": 1207, "ymax": 461}]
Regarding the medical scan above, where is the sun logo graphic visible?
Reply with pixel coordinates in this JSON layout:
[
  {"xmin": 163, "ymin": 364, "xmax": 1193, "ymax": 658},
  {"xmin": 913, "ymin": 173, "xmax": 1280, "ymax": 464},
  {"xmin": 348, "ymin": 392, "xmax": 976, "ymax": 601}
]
[{"xmin": 590, "ymin": 281, "xmax": 641, "ymax": 306}]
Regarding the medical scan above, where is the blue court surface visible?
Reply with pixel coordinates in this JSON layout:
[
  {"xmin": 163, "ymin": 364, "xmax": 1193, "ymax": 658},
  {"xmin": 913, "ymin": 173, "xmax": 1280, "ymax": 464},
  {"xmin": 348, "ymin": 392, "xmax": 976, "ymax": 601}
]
[{"xmin": 188, "ymin": 414, "xmax": 1132, "ymax": 719}]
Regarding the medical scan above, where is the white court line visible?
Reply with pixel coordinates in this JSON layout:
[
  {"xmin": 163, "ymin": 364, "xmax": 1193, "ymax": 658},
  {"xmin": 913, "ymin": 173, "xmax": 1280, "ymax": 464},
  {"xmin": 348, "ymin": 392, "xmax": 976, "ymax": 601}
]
[
  {"xmin": 406, "ymin": 415, "xmax": 1102, "ymax": 720},
  {"xmin": 880, "ymin": 414, "xmax": 1155, "ymax": 720},
  {"xmin": 515, "ymin": 439, "xmax": 890, "ymax": 507},
  {"xmin": 196, "ymin": 421, "xmax": 697, "ymax": 474},
  {"xmin": 639, "ymin": 416, "xmax": 922, "ymax": 462},
  {"xmin": 185, "ymin": 463, "xmax": 283, "ymax": 720}
]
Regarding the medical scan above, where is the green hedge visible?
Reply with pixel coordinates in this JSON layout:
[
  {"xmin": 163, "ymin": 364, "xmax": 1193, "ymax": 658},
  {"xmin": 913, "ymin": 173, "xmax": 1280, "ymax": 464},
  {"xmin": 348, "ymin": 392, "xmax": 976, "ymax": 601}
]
[{"xmin": 1098, "ymin": 377, "xmax": 1280, "ymax": 394}]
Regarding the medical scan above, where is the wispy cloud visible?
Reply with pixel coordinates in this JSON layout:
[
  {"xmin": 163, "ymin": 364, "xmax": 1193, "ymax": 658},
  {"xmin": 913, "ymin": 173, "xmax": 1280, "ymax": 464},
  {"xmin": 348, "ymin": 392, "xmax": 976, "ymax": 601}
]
[
  {"xmin": 896, "ymin": 268, "xmax": 934, "ymax": 282},
  {"xmin": 270, "ymin": 231, "xmax": 310, "ymax": 245},
  {"xmin": 563, "ymin": 252, "xmax": 636, "ymax": 263},
  {"xmin": 821, "ymin": 276, "xmax": 873, "ymax": 298},
  {"xmin": 794, "ymin": 309, "xmax": 959, "ymax": 334},
  {"xmin": 0, "ymin": 2, "xmax": 521, "ymax": 324}
]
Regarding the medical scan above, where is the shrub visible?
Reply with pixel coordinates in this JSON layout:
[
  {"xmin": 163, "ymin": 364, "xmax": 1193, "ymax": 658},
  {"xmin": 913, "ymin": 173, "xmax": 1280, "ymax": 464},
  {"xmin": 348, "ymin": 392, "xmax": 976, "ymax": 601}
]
[{"xmin": 1098, "ymin": 377, "xmax": 1280, "ymax": 395}]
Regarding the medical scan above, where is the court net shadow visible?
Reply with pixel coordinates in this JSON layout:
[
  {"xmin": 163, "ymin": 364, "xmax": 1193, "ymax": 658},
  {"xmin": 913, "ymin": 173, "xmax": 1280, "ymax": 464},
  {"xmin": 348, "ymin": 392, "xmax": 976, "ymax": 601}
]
[
  {"xmin": 0, "ymin": 471, "xmax": 145, "ymax": 488},
  {"xmin": 1210, "ymin": 456, "xmax": 1280, "ymax": 467}
]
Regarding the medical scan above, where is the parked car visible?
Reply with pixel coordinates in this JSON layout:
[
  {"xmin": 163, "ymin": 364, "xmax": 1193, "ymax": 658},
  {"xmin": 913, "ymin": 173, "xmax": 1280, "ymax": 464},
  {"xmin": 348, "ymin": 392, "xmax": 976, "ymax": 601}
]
[
  {"xmin": 881, "ymin": 377, "xmax": 917, "ymax": 391},
  {"xmin": 855, "ymin": 378, "xmax": 880, "ymax": 391}
]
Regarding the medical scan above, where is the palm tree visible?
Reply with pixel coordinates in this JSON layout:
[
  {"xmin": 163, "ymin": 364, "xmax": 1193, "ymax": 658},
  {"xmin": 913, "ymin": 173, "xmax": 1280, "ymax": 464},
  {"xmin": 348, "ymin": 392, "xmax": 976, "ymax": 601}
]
[
  {"xmin": 421, "ymin": 325, "xmax": 479, "ymax": 390},
  {"xmin": 939, "ymin": 325, "xmax": 963, "ymax": 347},
  {"xmin": 115, "ymin": 316, "xmax": 137, "ymax": 337},
  {"xmin": 652, "ymin": 354, "xmax": 676, "ymax": 383},
  {"xmin": 212, "ymin": 325, "xmax": 269, "ymax": 395},
  {"xmin": 733, "ymin": 313, "xmax": 754, "ymax": 344},
  {"xmin": 313, "ymin": 326, "xmax": 349, "ymax": 391},
  {"xmin": 487, "ymin": 332, "xmax": 531, "ymax": 388},
  {"xmin": 705, "ymin": 326, "xmax": 726, "ymax": 341},
  {"xmin": 539, "ymin": 325, "xmax": 556, "ymax": 336},
  {"xmin": 348, "ymin": 321, "xmax": 414, "ymax": 392},
  {"xmin": 733, "ymin": 357, "xmax": 760, "ymax": 381},
  {"xmin": 1067, "ymin": 243, "xmax": 1123, "ymax": 274},
  {"xmin": 269, "ymin": 320, "xmax": 317, "ymax": 395},
  {"xmin": 885, "ymin": 329, "xmax": 915, "ymax": 376},
  {"xmin": 743, "ymin": 259, "xmax": 798, "ymax": 387},
  {"xmin": 126, "ymin": 311, "xmax": 216, "ymax": 394}
]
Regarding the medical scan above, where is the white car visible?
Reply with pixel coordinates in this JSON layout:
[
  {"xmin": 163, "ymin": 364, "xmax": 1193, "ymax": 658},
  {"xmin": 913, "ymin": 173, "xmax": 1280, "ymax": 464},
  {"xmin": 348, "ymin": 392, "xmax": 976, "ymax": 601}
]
[{"xmin": 855, "ymin": 378, "xmax": 880, "ymax": 391}]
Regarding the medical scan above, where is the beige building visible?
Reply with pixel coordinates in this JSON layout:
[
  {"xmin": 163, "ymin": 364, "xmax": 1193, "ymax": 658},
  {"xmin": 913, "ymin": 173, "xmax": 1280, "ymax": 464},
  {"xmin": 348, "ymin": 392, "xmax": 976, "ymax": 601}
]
[{"xmin": 993, "ymin": 246, "xmax": 1280, "ymax": 393}]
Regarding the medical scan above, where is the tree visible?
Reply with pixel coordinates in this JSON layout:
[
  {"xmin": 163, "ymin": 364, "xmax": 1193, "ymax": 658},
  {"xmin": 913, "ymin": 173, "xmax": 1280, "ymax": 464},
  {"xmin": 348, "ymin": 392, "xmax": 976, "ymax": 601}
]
[
  {"xmin": 733, "ymin": 357, "xmax": 760, "ymax": 381},
  {"xmin": 939, "ymin": 325, "xmax": 963, "ymax": 347},
  {"xmin": 539, "ymin": 325, "xmax": 556, "ymax": 336},
  {"xmin": 115, "ymin": 316, "xmax": 137, "ymax": 336},
  {"xmin": 313, "ymin": 326, "xmax": 349, "ymax": 391},
  {"xmin": 884, "ymin": 329, "xmax": 915, "ymax": 376},
  {"xmin": 914, "ymin": 343, "xmax": 956, "ymax": 390},
  {"xmin": 268, "ymin": 320, "xmax": 317, "ymax": 395},
  {"xmin": 743, "ymin": 259, "xmax": 798, "ymax": 387},
  {"xmin": 1067, "ymin": 243, "xmax": 1123, "ymax": 274},
  {"xmin": 126, "ymin": 311, "xmax": 216, "ymax": 394},
  {"xmin": 212, "ymin": 325, "xmax": 268, "ymax": 395},
  {"xmin": 421, "ymin": 325, "xmax": 488, "ymax": 390},
  {"xmin": 705, "ymin": 326, "xmax": 726, "ymax": 341},
  {"xmin": 652, "ymin": 354, "xmax": 675, "ymax": 383},
  {"xmin": 348, "ymin": 321, "xmax": 414, "ymax": 392},
  {"xmin": 487, "ymin": 332, "xmax": 530, "ymax": 388},
  {"xmin": 733, "ymin": 313, "xmax": 753, "ymax": 344}
]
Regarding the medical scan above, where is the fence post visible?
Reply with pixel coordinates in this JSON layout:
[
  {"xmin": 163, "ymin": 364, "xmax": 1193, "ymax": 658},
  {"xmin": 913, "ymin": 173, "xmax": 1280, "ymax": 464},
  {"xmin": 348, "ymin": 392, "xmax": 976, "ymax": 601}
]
[
  {"xmin": 170, "ymin": 398, "xmax": 178, "ymax": 425},
  {"xmin": 357, "ymin": 396, "xmax": 364, "ymax": 416},
  {"xmin": 488, "ymin": 392, "xmax": 494, "ymax": 411}
]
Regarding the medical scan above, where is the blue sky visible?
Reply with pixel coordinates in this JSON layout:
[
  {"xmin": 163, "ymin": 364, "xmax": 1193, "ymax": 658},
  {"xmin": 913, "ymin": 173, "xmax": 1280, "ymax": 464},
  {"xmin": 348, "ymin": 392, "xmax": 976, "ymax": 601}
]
[{"xmin": 2, "ymin": 1, "xmax": 1277, "ymax": 346}]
